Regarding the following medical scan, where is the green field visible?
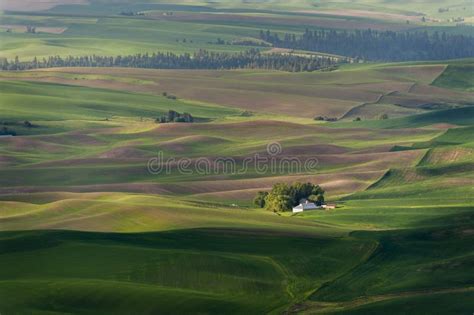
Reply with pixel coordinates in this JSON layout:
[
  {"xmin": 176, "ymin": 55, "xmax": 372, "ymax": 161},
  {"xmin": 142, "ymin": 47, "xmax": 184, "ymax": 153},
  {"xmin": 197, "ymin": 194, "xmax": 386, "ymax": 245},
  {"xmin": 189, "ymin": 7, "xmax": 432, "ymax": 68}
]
[
  {"xmin": 1, "ymin": 60, "xmax": 473, "ymax": 313},
  {"xmin": 1, "ymin": 0, "xmax": 473, "ymax": 60},
  {"xmin": 433, "ymin": 64, "xmax": 474, "ymax": 92},
  {"xmin": 1, "ymin": 0, "xmax": 474, "ymax": 314}
]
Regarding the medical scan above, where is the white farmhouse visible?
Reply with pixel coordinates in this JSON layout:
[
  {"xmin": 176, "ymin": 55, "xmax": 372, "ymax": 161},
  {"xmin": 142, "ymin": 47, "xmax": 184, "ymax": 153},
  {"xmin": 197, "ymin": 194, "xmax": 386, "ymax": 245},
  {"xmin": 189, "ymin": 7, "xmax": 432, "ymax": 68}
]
[{"xmin": 292, "ymin": 200, "xmax": 319, "ymax": 213}]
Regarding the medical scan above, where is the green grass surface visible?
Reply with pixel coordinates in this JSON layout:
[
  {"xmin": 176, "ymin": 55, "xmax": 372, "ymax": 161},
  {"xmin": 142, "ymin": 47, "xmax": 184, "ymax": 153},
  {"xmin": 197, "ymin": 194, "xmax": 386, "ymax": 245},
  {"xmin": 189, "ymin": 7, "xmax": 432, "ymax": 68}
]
[
  {"xmin": 433, "ymin": 64, "xmax": 474, "ymax": 91},
  {"xmin": 0, "ymin": 41, "xmax": 473, "ymax": 313},
  {"xmin": 334, "ymin": 106, "xmax": 474, "ymax": 129},
  {"xmin": 0, "ymin": 229, "xmax": 375, "ymax": 314},
  {"xmin": 0, "ymin": 80, "xmax": 238, "ymax": 122}
]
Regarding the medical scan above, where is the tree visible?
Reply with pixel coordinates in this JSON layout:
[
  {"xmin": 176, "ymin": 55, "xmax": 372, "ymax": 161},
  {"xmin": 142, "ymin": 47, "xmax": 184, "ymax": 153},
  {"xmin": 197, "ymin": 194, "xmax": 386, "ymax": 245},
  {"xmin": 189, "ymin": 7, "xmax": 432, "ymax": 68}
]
[
  {"xmin": 167, "ymin": 110, "xmax": 178, "ymax": 122},
  {"xmin": 315, "ymin": 194, "xmax": 325, "ymax": 206},
  {"xmin": 311, "ymin": 184, "xmax": 324, "ymax": 196},
  {"xmin": 307, "ymin": 189, "xmax": 324, "ymax": 206},
  {"xmin": 265, "ymin": 194, "xmax": 292, "ymax": 212},
  {"xmin": 182, "ymin": 113, "xmax": 193, "ymax": 122},
  {"xmin": 291, "ymin": 182, "xmax": 314, "ymax": 203},
  {"xmin": 253, "ymin": 191, "xmax": 268, "ymax": 208},
  {"xmin": 379, "ymin": 113, "xmax": 389, "ymax": 120}
]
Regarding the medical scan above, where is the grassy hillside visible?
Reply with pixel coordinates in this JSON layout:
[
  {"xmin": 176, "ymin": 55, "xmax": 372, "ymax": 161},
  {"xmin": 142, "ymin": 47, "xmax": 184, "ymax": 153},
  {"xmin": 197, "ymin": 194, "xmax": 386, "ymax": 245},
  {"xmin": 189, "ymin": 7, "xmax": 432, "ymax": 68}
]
[
  {"xmin": 0, "ymin": 66, "xmax": 473, "ymax": 312},
  {"xmin": 433, "ymin": 64, "xmax": 474, "ymax": 91},
  {"xmin": 0, "ymin": 2, "xmax": 473, "ymax": 312},
  {"xmin": 0, "ymin": 229, "xmax": 375, "ymax": 314},
  {"xmin": 336, "ymin": 106, "xmax": 474, "ymax": 129},
  {"xmin": 0, "ymin": 80, "xmax": 238, "ymax": 122}
]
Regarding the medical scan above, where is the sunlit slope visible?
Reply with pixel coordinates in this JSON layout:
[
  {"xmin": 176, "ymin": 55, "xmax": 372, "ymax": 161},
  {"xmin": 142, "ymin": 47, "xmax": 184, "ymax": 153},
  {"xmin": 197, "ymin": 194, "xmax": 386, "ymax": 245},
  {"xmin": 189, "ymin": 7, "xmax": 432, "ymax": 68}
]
[{"xmin": 0, "ymin": 193, "xmax": 341, "ymax": 234}]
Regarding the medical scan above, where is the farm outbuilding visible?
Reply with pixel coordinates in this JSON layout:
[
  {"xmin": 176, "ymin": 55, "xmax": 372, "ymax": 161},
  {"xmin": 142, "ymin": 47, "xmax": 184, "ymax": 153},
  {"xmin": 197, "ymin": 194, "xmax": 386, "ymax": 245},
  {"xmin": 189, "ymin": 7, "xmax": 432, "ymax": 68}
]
[{"xmin": 292, "ymin": 200, "xmax": 319, "ymax": 213}]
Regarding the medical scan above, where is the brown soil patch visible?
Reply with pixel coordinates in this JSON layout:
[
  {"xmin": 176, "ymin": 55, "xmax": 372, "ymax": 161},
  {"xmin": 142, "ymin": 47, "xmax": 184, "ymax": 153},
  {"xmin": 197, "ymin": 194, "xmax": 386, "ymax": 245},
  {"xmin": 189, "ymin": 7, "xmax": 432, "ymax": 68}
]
[
  {"xmin": 282, "ymin": 144, "xmax": 349, "ymax": 155},
  {"xmin": 0, "ymin": 155, "xmax": 18, "ymax": 167},
  {"xmin": 147, "ymin": 120, "xmax": 321, "ymax": 139},
  {"xmin": 425, "ymin": 123, "xmax": 459, "ymax": 130},
  {"xmin": 378, "ymin": 65, "xmax": 446, "ymax": 84},
  {"xmin": 32, "ymin": 158, "xmax": 148, "ymax": 167},
  {"xmin": 42, "ymin": 133, "xmax": 106, "ymax": 146},
  {"xmin": 98, "ymin": 147, "xmax": 150, "ymax": 159},
  {"xmin": 170, "ymin": 171, "xmax": 385, "ymax": 196},
  {"xmin": 0, "ymin": 183, "xmax": 173, "ymax": 195},
  {"xmin": 2, "ymin": 136, "xmax": 65, "ymax": 153}
]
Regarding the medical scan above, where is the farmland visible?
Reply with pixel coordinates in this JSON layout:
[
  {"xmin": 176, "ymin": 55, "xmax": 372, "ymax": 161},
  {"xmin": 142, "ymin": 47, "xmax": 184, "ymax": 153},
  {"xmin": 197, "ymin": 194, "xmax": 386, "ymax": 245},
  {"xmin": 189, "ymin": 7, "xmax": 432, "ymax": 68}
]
[
  {"xmin": 1, "ymin": 0, "xmax": 473, "ymax": 60},
  {"xmin": 0, "ymin": 0, "xmax": 474, "ymax": 314}
]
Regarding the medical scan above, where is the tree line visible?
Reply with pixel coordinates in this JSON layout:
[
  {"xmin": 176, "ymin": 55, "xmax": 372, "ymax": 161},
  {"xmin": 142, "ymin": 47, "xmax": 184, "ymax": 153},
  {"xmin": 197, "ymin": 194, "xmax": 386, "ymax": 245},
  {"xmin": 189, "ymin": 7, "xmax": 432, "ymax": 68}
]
[
  {"xmin": 259, "ymin": 29, "xmax": 474, "ymax": 61},
  {"xmin": 1, "ymin": 49, "xmax": 339, "ymax": 72}
]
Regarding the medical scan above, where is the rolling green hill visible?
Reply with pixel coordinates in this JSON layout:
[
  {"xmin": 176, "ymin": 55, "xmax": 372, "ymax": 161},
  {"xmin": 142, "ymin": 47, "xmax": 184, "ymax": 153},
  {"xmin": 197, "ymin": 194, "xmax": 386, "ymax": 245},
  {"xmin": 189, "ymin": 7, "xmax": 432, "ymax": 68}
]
[
  {"xmin": 433, "ymin": 64, "xmax": 474, "ymax": 92},
  {"xmin": 0, "ymin": 68, "xmax": 473, "ymax": 313},
  {"xmin": 0, "ymin": 229, "xmax": 375, "ymax": 314},
  {"xmin": 0, "ymin": 1, "xmax": 473, "ymax": 313}
]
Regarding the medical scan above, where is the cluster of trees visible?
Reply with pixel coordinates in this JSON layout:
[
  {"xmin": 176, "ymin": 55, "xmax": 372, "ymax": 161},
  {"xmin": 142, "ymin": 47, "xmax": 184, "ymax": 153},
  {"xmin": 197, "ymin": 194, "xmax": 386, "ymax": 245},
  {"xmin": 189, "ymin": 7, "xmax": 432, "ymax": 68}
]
[
  {"xmin": 0, "ymin": 120, "xmax": 35, "ymax": 136},
  {"xmin": 254, "ymin": 182, "xmax": 325, "ymax": 212},
  {"xmin": 162, "ymin": 92, "xmax": 177, "ymax": 100},
  {"xmin": 259, "ymin": 29, "xmax": 474, "ymax": 61},
  {"xmin": 0, "ymin": 127, "xmax": 16, "ymax": 136},
  {"xmin": 314, "ymin": 115, "xmax": 338, "ymax": 122},
  {"xmin": 0, "ymin": 49, "xmax": 339, "ymax": 72},
  {"xmin": 156, "ymin": 110, "xmax": 194, "ymax": 123}
]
